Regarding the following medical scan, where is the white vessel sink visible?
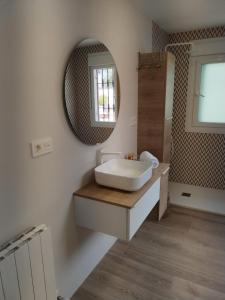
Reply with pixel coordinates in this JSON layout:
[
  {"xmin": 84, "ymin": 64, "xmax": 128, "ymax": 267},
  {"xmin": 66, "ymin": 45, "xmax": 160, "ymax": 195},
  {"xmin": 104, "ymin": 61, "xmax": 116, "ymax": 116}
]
[{"xmin": 95, "ymin": 158, "xmax": 153, "ymax": 191}]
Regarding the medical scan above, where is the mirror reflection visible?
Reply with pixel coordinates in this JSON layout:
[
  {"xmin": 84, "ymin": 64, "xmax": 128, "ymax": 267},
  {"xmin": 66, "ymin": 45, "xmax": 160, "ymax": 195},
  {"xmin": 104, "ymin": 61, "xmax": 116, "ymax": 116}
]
[{"xmin": 64, "ymin": 39, "xmax": 120, "ymax": 145}]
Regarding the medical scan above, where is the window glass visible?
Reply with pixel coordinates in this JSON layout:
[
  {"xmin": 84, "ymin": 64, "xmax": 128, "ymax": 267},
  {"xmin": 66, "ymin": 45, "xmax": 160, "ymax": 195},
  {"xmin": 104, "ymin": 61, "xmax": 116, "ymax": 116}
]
[
  {"xmin": 92, "ymin": 66, "xmax": 116, "ymax": 123},
  {"xmin": 198, "ymin": 62, "xmax": 225, "ymax": 123}
]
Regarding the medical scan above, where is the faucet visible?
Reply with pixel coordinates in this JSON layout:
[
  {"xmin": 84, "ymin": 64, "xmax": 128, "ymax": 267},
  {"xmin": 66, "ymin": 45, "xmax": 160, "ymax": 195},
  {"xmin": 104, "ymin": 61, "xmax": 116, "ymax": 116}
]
[{"xmin": 97, "ymin": 148, "xmax": 122, "ymax": 165}]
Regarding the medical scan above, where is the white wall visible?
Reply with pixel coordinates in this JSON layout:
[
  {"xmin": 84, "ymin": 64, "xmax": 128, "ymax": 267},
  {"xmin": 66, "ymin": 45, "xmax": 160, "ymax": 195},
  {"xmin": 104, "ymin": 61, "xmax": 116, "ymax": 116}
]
[{"xmin": 0, "ymin": 0, "xmax": 152, "ymax": 298}]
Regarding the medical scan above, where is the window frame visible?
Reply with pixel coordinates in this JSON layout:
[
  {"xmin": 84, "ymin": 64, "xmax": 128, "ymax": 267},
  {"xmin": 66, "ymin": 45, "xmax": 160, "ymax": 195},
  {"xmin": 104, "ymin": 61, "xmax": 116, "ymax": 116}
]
[
  {"xmin": 186, "ymin": 53, "xmax": 225, "ymax": 134},
  {"xmin": 88, "ymin": 52, "xmax": 117, "ymax": 128}
]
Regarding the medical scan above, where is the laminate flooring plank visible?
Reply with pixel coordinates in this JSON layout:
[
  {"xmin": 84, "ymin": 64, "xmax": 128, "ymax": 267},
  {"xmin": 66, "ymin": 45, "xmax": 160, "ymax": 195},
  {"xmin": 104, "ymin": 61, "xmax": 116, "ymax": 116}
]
[{"xmin": 72, "ymin": 206, "xmax": 225, "ymax": 300}]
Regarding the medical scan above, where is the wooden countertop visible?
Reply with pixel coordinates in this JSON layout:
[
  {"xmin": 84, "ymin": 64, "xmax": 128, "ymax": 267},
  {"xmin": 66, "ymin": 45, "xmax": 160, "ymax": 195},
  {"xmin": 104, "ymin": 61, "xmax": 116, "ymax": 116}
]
[{"xmin": 74, "ymin": 163, "xmax": 169, "ymax": 209}]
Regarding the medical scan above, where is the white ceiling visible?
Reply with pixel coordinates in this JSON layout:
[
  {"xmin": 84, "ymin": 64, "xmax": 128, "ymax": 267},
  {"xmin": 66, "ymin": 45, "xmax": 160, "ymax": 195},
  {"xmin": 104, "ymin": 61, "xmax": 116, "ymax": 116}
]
[{"xmin": 132, "ymin": 0, "xmax": 225, "ymax": 33}]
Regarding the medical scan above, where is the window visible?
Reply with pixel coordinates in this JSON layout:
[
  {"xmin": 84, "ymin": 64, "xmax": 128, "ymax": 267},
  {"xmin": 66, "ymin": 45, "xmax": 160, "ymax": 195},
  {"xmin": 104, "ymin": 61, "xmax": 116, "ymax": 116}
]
[
  {"xmin": 198, "ymin": 62, "xmax": 225, "ymax": 124},
  {"xmin": 186, "ymin": 39, "xmax": 225, "ymax": 134},
  {"xmin": 88, "ymin": 52, "xmax": 117, "ymax": 128}
]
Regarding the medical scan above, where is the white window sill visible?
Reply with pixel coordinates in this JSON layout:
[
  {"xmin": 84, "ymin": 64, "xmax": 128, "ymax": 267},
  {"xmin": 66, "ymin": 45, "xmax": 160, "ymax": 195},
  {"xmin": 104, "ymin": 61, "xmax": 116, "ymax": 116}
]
[{"xmin": 185, "ymin": 123, "xmax": 225, "ymax": 134}]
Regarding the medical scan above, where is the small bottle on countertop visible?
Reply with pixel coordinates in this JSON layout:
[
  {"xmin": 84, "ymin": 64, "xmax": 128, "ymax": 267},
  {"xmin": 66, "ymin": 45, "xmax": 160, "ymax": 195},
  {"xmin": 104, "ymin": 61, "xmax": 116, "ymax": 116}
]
[{"xmin": 125, "ymin": 153, "xmax": 137, "ymax": 160}]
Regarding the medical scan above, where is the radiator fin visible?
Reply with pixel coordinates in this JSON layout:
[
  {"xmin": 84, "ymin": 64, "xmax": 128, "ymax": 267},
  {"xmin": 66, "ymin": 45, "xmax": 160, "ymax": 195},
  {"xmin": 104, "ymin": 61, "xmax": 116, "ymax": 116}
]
[
  {"xmin": 40, "ymin": 229, "xmax": 57, "ymax": 300},
  {"xmin": 0, "ymin": 253, "xmax": 21, "ymax": 300},
  {"xmin": 0, "ymin": 273, "xmax": 4, "ymax": 300},
  {"xmin": 15, "ymin": 243, "xmax": 35, "ymax": 300},
  {"xmin": 28, "ymin": 234, "xmax": 47, "ymax": 300}
]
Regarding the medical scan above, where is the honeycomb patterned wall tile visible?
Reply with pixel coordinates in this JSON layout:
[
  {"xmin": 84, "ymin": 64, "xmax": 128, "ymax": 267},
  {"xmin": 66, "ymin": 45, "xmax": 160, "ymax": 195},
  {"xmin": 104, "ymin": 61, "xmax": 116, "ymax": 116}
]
[
  {"xmin": 152, "ymin": 23, "xmax": 225, "ymax": 190},
  {"xmin": 152, "ymin": 21, "xmax": 169, "ymax": 52},
  {"xmin": 168, "ymin": 26, "xmax": 225, "ymax": 190}
]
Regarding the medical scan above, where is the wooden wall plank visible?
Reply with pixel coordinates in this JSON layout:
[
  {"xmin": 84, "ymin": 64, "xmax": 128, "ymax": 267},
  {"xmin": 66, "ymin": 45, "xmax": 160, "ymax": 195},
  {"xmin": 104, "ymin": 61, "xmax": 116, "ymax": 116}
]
[{"xmin": 138, "ymin": 51, "xmax": 175, "ymax": 163}]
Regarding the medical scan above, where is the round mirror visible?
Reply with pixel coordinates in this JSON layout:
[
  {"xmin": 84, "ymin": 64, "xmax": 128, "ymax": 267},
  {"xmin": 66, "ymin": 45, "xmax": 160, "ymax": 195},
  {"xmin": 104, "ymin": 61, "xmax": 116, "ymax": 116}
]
[{"xmin": 63, "ymin": 39, "xmax": 120, "ymax": 145}]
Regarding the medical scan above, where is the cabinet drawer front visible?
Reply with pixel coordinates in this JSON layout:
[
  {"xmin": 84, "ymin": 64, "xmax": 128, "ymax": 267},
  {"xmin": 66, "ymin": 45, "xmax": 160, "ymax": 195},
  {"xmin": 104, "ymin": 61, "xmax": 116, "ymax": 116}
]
[
  {"xmin": 128, "ymin": 178, "xmax": 160, "ymax": 239},
  {"xmin": 75, "ymin": 196, "xmax": 128, "ymax": 240}
]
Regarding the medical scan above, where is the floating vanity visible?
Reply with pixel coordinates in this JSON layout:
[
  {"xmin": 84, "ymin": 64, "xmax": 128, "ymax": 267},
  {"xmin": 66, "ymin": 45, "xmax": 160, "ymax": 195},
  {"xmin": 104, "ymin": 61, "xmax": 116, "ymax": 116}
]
[{"xmin": 74, "ymin": 163, "xmax": 169, "ymax": 241}]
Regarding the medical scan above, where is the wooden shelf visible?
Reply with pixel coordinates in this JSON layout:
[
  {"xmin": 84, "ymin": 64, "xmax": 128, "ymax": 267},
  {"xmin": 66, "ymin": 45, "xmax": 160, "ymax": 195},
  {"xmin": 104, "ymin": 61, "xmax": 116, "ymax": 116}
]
[{"xmin": 74, "ymin": 163, "xmax": 169, "ymax": 209}]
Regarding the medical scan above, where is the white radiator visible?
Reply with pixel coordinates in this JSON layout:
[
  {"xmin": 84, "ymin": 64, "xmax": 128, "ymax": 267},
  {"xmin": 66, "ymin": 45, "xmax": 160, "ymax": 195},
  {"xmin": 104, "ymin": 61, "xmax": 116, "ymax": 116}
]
[{"xmin": 0, "ymin": 225, "xmax": 57, "ymax": 300}]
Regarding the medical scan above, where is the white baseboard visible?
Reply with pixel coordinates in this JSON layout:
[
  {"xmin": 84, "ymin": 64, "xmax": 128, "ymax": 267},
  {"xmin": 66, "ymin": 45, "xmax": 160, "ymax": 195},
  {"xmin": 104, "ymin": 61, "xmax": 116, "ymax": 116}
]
[{"xmin": 169, "ymin": 182, "xmax": 225, "ymax": 216}]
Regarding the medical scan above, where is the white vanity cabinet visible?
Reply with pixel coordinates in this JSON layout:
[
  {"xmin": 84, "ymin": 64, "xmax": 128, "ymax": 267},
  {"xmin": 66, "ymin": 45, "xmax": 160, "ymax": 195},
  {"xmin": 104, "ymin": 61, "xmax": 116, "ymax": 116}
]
[{"xmin": 74, "ymin": 164, "xmax": 169, "ymax": 241}]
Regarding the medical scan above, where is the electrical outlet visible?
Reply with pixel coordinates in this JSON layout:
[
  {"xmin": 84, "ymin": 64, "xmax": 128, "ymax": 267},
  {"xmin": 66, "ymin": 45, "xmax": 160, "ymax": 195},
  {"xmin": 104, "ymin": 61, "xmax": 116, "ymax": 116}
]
[{"xmin": 31, "ymin": 137, "xmax": 53, "ymax": 158}]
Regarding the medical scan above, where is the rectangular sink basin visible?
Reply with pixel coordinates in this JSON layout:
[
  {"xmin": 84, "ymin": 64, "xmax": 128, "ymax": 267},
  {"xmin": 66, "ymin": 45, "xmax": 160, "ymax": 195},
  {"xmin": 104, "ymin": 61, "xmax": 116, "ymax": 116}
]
[{"xmin": 95, "ymin": 158, "xmax": 153, "ymax": 191}]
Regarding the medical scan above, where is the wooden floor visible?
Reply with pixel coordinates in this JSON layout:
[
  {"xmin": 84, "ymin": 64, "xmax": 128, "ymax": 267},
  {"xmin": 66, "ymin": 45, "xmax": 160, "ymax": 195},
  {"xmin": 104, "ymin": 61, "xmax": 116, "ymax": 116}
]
[{"xmin": 72, "ymin": 206, "xmax": 225, "ymax": 300}]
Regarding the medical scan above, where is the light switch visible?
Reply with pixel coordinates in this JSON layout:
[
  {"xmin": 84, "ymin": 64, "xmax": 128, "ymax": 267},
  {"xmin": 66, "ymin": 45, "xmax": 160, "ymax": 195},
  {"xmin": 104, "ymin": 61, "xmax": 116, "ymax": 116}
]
[{"xmin": 31, "ymin": 137, "xmax": 53, "ymax": 158}]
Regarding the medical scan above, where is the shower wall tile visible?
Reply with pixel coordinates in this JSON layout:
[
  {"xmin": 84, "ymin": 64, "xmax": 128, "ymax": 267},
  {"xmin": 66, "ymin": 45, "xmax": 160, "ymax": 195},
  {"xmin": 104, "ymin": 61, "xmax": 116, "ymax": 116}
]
[{"xmin": 152, "ymin": 23, "xmax": 225, "ymax": 190}]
